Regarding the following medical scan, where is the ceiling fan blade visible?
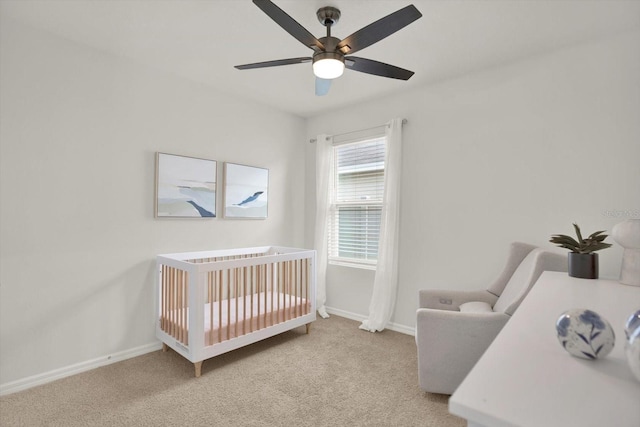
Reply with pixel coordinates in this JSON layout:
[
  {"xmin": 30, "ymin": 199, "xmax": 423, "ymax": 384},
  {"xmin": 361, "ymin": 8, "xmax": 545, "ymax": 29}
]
[
  {"xmin": 235, "ymin": 57, "xmax": 311, "ymax": 70},
  {"xmin": 315, "ymin": 78, "xmax": 332, "ymax": 96},
  {"xmin": 345, "ymin": 56, "xmax": 414, "ymax": 80},
  {"xmin": 336, "ymin": 5, "xmax": 422, "ymax": 55},
  {"xmin": 252, "ymin": 0, "xmax": 325, "ymax": 51}
]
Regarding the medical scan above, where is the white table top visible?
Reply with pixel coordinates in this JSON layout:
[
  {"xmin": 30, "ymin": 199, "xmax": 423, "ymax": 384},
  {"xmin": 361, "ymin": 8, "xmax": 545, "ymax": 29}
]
[{"xmin": 449, "ymin": 271, "xmax": 640, "ymax": 427}]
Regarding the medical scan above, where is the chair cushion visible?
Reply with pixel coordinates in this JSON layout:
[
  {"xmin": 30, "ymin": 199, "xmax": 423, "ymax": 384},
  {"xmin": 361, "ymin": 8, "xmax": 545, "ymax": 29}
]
[
  {"xmin": 493, "ymin": 248, "xmax": 541, "ymax": 314},
  {"xmin": 459, "ymin": 301, "xmax": 493, "ymax": 313}
]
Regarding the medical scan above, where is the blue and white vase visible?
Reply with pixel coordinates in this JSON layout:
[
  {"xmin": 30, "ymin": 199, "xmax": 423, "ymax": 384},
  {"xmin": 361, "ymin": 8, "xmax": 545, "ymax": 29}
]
[
  {"xmin": 556, "ymin": 309, "xmax": 615, "ymax": 360},
  {"xmin": 625, "ymin": 310, "xmax": 640, "ymax": 340},
  {"xmin": 625, "ymin": 310, "xmax": 640, "ymax": 382}
]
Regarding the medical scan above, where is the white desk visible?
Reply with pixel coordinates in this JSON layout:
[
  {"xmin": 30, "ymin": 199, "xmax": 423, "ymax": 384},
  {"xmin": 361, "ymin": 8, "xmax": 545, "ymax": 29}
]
[{"xmin": 449, "ymin": 271, "xmax": 640, "ymax": 427}]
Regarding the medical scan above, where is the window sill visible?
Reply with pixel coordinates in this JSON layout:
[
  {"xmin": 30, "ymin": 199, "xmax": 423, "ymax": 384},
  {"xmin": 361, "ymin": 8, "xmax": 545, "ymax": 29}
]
[{"xmin": 328, "ymin": 258, "xmax": 377, "ymax": 271}]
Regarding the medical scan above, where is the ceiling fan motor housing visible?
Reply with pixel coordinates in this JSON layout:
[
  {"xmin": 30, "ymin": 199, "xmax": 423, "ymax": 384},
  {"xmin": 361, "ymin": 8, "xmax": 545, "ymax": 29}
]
[
  {"xmin": 313, "ymin": 34, "xmax": 344, "ymax": 79},
  {"xmin": 313, "ymin": 51, "xmax": 344, "ymax": 64}
]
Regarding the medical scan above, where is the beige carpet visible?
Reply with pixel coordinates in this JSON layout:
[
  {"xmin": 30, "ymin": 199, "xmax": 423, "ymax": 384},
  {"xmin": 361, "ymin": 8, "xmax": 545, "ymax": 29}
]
[{"xmin": 0, "ymin": 315, "xmax": 465, "ymax": 426}]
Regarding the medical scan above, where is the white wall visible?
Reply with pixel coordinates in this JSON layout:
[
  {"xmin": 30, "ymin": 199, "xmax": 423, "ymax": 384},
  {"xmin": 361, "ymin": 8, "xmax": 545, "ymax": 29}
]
[
  {"xmin": 305, "ymin": 30, "xmax": 640, "ymax": 330},
  {"xmin": 0, "ymin": 18, "xmax": 306, "ymax": 387}
]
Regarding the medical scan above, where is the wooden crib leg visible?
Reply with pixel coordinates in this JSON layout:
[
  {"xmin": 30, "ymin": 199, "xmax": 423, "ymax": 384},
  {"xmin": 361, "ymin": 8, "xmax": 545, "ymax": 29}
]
[
  {"xmin": 162, "ymin": 343, "xmax": 169, "ymax": 352},
  {"xmin": 194, "ymin": 361, "xmax": 203, "ymax": 378},
  {"xmin": 306, "ymin": 323, "xmax": 311, "ymax": 334}
]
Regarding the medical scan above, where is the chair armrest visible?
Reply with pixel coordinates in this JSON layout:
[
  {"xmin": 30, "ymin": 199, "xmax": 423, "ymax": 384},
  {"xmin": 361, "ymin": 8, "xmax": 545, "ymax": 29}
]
[
  {"xmin": 418, "ymin": 289, "xmax": 498, "ymax": 311},
  {"xmin": 416, "ymin": 309, "xmax": 510, "ymax": 343},
  {"xmin": 415, "ymin": 308, "xmax": 510, "ymax": 394}
]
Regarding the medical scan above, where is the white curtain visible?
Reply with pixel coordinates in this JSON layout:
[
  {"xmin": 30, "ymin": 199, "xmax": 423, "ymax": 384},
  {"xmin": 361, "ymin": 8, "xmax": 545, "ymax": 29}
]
[
  {"xmin": 314, "ymin": 134, "xmax": 332, "ymax": 318},
  {"xmin": 360, "ymin": 118, "xmax": 403, "ymax": 332}
]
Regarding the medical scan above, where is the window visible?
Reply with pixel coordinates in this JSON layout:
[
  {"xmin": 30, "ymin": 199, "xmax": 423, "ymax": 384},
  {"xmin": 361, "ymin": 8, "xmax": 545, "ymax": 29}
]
[{"xmin": 328, "ymin": 136, "xmax": 386, "ymax": 269}]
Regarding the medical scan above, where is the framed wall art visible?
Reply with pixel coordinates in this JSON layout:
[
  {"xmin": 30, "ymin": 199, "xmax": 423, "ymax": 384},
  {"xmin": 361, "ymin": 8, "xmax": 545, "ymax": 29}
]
[
  {"xmin": 155, "ymin": 152, "xmax": 217, "ymax": 218},
  {"xmin": 223, "ymin": 162, "xmax": 268, "ymax": 219}
]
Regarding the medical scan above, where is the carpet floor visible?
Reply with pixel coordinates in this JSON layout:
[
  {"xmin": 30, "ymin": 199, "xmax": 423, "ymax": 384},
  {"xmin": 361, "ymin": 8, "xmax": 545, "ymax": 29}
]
[{"xmin": 0, "ymin": 315, "xmax": 465, "ymax": 426}]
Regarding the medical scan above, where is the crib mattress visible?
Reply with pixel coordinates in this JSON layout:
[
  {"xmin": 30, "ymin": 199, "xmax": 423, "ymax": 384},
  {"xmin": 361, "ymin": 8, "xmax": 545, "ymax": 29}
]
[{"xmin": 163, "ymin": 292, "xmax": 310, "ymax": 346}]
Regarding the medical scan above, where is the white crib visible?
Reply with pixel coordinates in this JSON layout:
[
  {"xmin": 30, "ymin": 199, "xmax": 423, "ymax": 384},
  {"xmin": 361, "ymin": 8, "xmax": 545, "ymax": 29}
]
[{"xmin": 156, "ymin": 246, "xmax": 316, "ymax": 377}]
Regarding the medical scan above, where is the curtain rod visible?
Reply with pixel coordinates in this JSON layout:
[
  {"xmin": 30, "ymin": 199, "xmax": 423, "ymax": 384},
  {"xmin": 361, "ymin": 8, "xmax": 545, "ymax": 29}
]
[{"xmin": 309, "ymin": 118, "xmax": 407, "ymax": 143}]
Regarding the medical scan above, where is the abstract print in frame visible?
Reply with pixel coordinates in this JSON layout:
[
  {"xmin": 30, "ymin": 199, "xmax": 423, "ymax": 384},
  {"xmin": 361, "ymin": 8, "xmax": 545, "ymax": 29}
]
[
  {"xmin": 223, "ymin": 162, "xmax": 268, "ymax": 219},
  {"xmin": 155, "ymin": 152, "xmax": 217, "ymax": 218}
]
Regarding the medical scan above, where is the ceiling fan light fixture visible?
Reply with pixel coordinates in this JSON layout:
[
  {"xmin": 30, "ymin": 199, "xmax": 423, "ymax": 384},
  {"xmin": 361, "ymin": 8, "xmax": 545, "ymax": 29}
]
[{"xmin": 312, "ymin": 52, "xmax": 345, "ymax": 79}]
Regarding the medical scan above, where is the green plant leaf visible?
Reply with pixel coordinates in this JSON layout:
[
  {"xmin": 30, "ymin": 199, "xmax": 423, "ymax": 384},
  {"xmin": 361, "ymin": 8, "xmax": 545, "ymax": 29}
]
[
  {"xmin": 585, "ymin": 242, "xmax": 613, "ymax": 253},
  {"xmin": 550, "ymin": 235, "xmax": 580, "ymax": 245},
  {"xmin": 550, "ymin": 234, "xmax": 580, "ymax": 251},
  {"xmin": 588, "ymin": 230, "xmax": 609, "ymax": 239},
  {"xmin": 573, "ymin": 223, "xmax": 584, "ymax": 243},
  {"xmin": 551, "ymin": 224, "xmax": 611, "ymax": 253}
]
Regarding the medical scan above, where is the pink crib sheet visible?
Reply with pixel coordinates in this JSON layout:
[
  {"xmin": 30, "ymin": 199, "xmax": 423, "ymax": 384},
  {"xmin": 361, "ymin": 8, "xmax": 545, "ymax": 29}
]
[
  {"xmin": 204, "ymin": 291, "xmax": 309, "ymax": 345},
  {"xmin": 162, "ymin": 292, "xmax": 309, "ymax": 346}
]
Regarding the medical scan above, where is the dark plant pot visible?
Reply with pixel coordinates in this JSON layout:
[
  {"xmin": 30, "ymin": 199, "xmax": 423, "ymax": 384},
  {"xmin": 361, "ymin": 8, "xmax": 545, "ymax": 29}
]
[{"xmin": 568, "ymin": 253, "xmax": 599, "ymax": 279}]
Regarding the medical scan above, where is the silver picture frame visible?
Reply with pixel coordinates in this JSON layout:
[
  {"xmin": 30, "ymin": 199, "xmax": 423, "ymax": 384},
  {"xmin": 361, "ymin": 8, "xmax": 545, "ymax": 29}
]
[
  {"xmin": 223, "ymin": 162, "xmax": 268, "ymax": 219},
  {"xmin": 155, "ymin": 152, "xmax": 217, "ymax": 218}
]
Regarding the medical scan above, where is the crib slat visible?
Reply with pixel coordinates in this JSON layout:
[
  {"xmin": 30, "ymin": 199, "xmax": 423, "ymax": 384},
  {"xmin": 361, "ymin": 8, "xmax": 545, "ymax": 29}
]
[
  {"xmin": 300, "ymin": 259, "xmax": 303, "ymax": 316},
  {"xmin": 250, "ymin": 265, "xmax": 254, "ymax": 333},
  {"xmin": 235, "ymin": 267, "xmax": 239, "ymax": 338},
  {"xmin": 227, "ymin": 269, "xmax": 231, "ymax": 341},
  {"xmin": 262, "ymin": 263, "xmax": 266, "ymax": 328},
  {"xmin": 218, "ymin": 270, "xmax": 222, "ymax": 344},
  {"xmin": 167, "ymin": 267, "xmax": 172, "ymax": 337},
  {"xmin": 289, "ymin": 260, "xmax": 293, "ymax": 320},
  {"xmin": 289, "ymin": 260, "xmax": 293, "ymax": 321},
  {"xmin": 176, "ymin": 267, "xmax": 180, "ymax": 340},
  {"xmin": 304, "ymin": 258, "xmax": 311, "ymax": 314},
  {"xmin": 170, "ymin": 267, "xmax": 176, "ymax": 338},
  {"xmin": 263, "ymin": 264, "xmax": 267, "ymax": 328},
  {"xmin": 257, "ymin": 264, "xmax": 261, "ymax": 330},
  {"xmin": 284, "ymin": 261, "xmax": 289, "ymax": 321},
  {"xmin": 303, "ymin": 258, "xmax": 307, "ymax": 315},
  {"xmin": 209, "ymin": 274, "xmax": 214, "ymax": 345},
  {"xmin": 176, "ymin": 270, "xmax": 181, "ymax": 343},
  {"xmin": 166, "ymin": 266, "xmax": 170, "ymax": 330},
  {"xmin": 182, "ymin": 270, "xmax": 188, "ymax": 345},
  {"xmin": 292, "ymin": 260, "xmax": 296, "ymax": 318},
  {"xmin": 243, "ymin": 266, "xmax": 247, "ymax": 336},
  {"xmin": 270, "ymin": 262, "xmax": 274, "ymax": 326},
  {"xmin": 294, "ymin": 259, "xmax": 299, "ymax": 318},
  {"xmin": 160, "ymin": 266, "xmax": 164, "ymax": 330},
  {"xmin": 174, "ymin": 267, "xmax": 179, "ymax": 339},
  {"xmin": 301, "ymin": 260, "xmax": 306, "ymax": 315},
  {"xmin": 279, "ymin": 261, "xmax": 283, "ymax": 322},
  {"xmin": 301, "ymin": 259, "xmax": 306, "ymax": 315},
  {"xmin": 279, "ymin": 261, "xmax": 283, "ymax": 323},
  {"xmin": 182, "ymin": 269, "xmax": 187, "ymax": 345},
  {"xmin": 161, "ymin": 265, "xmax": 166, "ymax": 331}
]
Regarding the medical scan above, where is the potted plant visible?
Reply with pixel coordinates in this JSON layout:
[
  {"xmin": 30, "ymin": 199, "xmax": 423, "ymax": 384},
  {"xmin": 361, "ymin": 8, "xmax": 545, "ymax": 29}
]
[{"xmin": 550, "ymin": 223, "xmax": 612, "ymax": 279}]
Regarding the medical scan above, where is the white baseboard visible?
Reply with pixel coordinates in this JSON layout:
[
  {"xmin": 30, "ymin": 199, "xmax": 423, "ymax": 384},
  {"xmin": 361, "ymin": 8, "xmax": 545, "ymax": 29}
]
[
  {"xmin": 0, "ymin": 341, "xmax": 163, "ymax": 396},
  {"xmin": 325, "ymin": 306, "xmax": 415, "ymax": 336}
]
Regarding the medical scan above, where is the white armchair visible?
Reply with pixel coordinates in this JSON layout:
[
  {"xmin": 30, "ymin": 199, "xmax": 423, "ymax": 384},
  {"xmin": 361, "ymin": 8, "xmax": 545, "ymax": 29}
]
[{"xmin": 416, "ymin": 242, "xmax": 566, "ymax": 395}]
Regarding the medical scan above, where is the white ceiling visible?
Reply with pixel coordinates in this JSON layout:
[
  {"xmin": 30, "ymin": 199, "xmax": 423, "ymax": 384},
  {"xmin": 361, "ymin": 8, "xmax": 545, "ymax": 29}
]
[{"xmin": 2, "ymin": 0, "xmax": 639, "ymax": 118}]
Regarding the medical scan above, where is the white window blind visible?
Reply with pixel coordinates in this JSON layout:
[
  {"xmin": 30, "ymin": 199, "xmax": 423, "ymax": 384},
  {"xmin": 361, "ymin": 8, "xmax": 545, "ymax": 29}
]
[{"xmin": 329, "ymin": 136, "xmax": 386, "ymax": 268}]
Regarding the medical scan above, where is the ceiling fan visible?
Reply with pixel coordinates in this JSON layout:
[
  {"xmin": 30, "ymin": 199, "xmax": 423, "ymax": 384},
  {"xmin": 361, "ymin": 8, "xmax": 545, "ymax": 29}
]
[{"xmin": 234, "ymin": 0, "xmax": 422, "ymax": 96}]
